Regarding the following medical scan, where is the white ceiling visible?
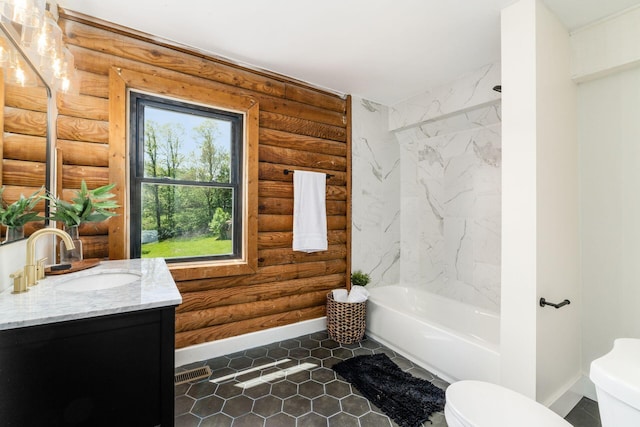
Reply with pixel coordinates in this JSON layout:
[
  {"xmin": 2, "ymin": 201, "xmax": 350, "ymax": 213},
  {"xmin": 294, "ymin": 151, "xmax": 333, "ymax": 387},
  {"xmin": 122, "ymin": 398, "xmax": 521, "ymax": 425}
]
[{"xmin": 58, "ymin": 0, "xmax": 639, "ymax": 105}]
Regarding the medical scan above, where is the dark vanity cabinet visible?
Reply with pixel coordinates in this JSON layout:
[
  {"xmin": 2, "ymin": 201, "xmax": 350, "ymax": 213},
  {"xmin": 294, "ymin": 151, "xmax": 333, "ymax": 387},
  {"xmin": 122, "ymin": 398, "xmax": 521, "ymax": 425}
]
[{"xmin": 0, "ymin": 307, "xmax": 176, "ymax": 427}]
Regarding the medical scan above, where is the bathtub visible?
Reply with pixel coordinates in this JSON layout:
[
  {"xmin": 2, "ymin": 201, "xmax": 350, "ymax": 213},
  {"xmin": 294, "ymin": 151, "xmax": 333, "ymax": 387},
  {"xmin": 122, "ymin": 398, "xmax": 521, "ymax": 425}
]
[{"xmin": 366, "ymin": 285, "xmax": 500, "ymax": 384}]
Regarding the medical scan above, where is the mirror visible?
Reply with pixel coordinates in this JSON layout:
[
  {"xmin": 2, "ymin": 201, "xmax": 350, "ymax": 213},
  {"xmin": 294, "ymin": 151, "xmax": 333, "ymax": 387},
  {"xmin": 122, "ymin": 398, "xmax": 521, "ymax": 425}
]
[{"xmin": 0, "ymin": 23, "xmax": 51, "ymax": 244}]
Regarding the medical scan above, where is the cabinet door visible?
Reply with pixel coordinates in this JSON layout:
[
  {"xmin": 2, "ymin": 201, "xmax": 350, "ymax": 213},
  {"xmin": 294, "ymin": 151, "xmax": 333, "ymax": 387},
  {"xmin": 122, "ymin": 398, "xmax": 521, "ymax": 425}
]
[{"xmin": 0, "ymin": 308, "xmax": 175, "ymax": 427}]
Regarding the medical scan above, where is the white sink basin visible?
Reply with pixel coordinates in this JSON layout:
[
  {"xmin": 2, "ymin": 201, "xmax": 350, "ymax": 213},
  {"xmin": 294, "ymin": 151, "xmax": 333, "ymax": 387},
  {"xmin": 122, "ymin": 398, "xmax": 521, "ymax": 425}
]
[{"xmin": 56, "ymin": 271, "xmax": 142, "ymax": 292}]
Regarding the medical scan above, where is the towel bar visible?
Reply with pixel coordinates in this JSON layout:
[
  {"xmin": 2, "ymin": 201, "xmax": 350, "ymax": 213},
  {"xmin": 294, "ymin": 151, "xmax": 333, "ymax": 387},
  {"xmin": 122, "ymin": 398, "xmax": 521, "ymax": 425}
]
[{"xmin": 284, "ymin": 169, "xmax": 333, "ymax": 179}]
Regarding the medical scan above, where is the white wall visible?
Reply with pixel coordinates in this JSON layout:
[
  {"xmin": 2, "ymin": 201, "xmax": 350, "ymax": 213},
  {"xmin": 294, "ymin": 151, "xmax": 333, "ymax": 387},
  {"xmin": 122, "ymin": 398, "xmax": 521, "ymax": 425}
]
[
  {"xmin": 500, "ymin": 0, "xmax": 539, "ymax": 399},
  {"xmin": 350, "ymin": 97, "xmax": 400, "ymax": 287},
  {"xmin": 534, "ymin": 1, "xmax": 581, "ymax": 408},
  {"xmin": 500, "ymin": 0, "xmax": 581, "ymax": 406},
  {"xmin": 579, "ymin": 67, "xmax": 640, "ymax": 373}
]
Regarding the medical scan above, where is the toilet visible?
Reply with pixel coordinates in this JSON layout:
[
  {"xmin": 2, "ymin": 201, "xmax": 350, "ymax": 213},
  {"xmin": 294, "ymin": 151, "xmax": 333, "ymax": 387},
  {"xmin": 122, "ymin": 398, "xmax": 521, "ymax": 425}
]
[
  {"xmin": 445, "ymin": 380, "xmax": 571, "ymax": 427},
  {"xmin": 590, "ymin": 338, "xmax": 640, "ymax": 426}
]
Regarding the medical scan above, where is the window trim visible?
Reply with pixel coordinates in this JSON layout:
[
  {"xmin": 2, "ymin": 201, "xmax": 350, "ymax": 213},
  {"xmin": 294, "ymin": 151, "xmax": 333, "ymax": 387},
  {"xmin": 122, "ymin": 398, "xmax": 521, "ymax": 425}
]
[{"xmin": 109, "ymin": 67, "xmax": 258, "ymax": 279}]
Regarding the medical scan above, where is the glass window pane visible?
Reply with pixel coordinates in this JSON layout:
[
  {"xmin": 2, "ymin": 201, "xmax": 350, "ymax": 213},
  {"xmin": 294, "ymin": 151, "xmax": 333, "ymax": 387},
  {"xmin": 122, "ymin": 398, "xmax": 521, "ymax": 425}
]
[
  {"xmin": 140, "ymin": 183, "xmax": 233, "ymax": 259},
  {"xmin": 143, "ymin": 106, "xmax": 232, "ymax": 183}
]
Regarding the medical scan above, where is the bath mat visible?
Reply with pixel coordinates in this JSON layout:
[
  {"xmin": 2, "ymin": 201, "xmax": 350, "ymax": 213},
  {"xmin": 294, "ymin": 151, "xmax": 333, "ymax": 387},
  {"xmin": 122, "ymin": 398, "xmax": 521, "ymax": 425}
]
[{"xmin": 332, "ymin": 353, "xmax": 445, "ymax": 427}]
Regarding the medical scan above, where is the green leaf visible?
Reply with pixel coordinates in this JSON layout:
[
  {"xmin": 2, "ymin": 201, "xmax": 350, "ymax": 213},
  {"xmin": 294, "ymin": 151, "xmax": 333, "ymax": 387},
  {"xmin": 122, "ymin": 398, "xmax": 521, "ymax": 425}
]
[
  {"xmin": 0, "ymin": 187, "xmax": 45, "ymax": 227},
  {"xmin": 46, "ymin": 180, "xmax": 119, "ymax": 227}
]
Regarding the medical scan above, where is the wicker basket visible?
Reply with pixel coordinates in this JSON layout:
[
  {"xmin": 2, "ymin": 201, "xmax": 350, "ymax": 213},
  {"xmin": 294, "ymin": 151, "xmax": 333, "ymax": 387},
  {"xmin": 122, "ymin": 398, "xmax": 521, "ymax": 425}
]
[{"xmin": 326, "ymin": 291, "xmax": 367, "ymax": 344}]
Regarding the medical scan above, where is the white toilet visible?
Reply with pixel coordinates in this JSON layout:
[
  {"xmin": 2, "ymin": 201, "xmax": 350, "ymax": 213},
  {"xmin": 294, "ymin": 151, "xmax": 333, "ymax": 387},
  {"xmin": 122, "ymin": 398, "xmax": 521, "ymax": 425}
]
[
  {"xmin": 445, "ymin": 380, "xmax": 571, "ymax": 427},
  {"xmin": 590, "ymin": 338, "xmax": 640, "ymax": 426}
]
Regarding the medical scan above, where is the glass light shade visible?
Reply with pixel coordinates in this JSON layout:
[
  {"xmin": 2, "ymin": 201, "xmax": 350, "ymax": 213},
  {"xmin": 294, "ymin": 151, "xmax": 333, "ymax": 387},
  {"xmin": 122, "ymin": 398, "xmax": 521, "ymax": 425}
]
[
  {"xmin": 0, "ymin": 0, "xmax": 15, "ymax": 22},
  {"xmin": 53, "ymin": 45, "xmax": 70, "ymax": 78},
  {"xmin": 0, "ymin": 35, "xmax": 10, "ymax": 65},
  {"xmin": 10, "ymin": 0, "xmax": 45, "ymax": 28},
  {"xmin": 0, "ymin": 0, "xmax": 74, "ymax": 91},
  {"xmin": 7, "ymin": 52, "xmax": 34, "ymax": 86},
  {"xmin": 36, "ymin": 12, "xmax": 60, "ymax": 58},
  {"xmin": 0, "ymin": 0, "xmax": 46, "ymax": 28}
]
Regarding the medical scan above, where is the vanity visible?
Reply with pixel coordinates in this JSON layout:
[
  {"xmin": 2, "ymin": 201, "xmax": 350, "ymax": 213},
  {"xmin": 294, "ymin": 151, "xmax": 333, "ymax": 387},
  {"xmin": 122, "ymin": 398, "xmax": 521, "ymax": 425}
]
[{"xmin": 0, "ymin": 258, "xmax": 182, "ymax": 427}]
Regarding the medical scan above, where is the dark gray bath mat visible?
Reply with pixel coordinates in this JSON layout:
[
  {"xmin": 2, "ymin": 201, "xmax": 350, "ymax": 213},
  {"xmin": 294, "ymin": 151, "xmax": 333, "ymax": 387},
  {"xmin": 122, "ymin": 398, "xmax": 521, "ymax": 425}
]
[{"xmin": 332, "ymin": 353, "xmax": 445, "ymax": 427}]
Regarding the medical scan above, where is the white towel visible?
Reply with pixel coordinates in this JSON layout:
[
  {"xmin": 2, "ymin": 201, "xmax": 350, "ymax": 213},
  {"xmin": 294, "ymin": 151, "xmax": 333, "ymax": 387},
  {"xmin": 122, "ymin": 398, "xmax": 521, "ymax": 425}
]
[
  {"xmin": 347, "ymin": 286, "xmax": 370, "ymax": 303},
  {"xmin": 293, "ymin": 170, "xmax": 328, "ymax": 253}
]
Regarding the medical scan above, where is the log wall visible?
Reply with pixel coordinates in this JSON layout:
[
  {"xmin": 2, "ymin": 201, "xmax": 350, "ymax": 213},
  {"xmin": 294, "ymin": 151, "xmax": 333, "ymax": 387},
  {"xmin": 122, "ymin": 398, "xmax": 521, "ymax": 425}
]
[
  {"xmin": 55, "ymin": 11, "xmax": 351, "ymax": 348},
  {"xmin": 0, "ymin": 74, "xmax": 49, "ymax": 238}
]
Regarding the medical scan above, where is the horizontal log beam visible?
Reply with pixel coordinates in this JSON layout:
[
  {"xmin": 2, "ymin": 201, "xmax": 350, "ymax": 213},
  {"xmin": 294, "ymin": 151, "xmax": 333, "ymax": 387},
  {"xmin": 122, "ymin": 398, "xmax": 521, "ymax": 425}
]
[
  {"xmin": 175, "ymin": 259, "xmax": 346, "ymax": 293},
  {"xmin": 258, "ymin": 244, "xmax": 347, "ymax": 267},
  {"xmin": 5, "ymin": 85, "xmax": 47, "ymax": 112},
  {"xmin": 258, "ymin": 181, "xmax": 346, "ymax": 200},
  {"xmin": 176, "ymin": 289, "xmax": 329, "ymax": 332},
  {"xmin": 284, "ymin": 84, "xmax": 346, "ymax": 114},
  {"xmin": 260, "ymin": 128, "xmax": 347, "ymax": 157},
  {"xmin": 58, "ymin": 139, "xmax": 109, "ymax": 167},
  {"xmin": 258, "ymin": 214, "xmax": 346, "ymax": 232},
  {"xmin": 57, "ymin": 115, "xmax": 109, "ymax": 143},
  {"xmin": 2, "ymin": 159, "xmax": 46, "ymax": 187},
  {"xmin": 175, "ymin": 306, "xmax": 324, "ymax": 348},
  {"xmin": 76, "ymin": 69, "xmax": 109, "ymax": 98},
  {"xmin": 259, "ymin": 145, "xmax": 346, "ymax": 172},
  {"xmin": 259, "ymin": 111, "xmax": 346, "ymax": 142},
  {"xmin": 3, "ymin": 107, "xmax": 47, "ymax": 137},
  {"xmin": 60, "ymin": 164, "xmax": 109, "ymax": 189},
  {"xmin": 2, "ymin": 134, "xmax": 46, "ymax": 162},
  {"xmin": 177, "ymin": 273, "xmax": 344, "ymax": 313},
  {"xmin": 57, "ymin": 92, "xmax": 109, "ymax": 121},
  {"xmin": 258, "ymin": 230, "xmax": 347, "ymax": 249},
  {"xmin": 258, "ymin": 197, "xmax": 346, "ymax": 216},
  {"xmin": 258, "ymin": 162, "xmax": 346, "ymax": 186}
]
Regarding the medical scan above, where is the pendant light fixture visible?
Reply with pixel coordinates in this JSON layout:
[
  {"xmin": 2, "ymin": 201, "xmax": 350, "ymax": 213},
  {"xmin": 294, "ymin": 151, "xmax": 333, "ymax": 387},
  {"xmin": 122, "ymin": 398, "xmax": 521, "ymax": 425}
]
[{"xmin": 0, "ymin": 0, "xmax": 74, "ymax": 91}]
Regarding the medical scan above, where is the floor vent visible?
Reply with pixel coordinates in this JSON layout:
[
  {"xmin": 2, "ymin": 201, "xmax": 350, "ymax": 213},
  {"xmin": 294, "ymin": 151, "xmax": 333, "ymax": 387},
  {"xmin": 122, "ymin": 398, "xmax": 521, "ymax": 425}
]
[{"xmin": 174, "ymin": 366, "xmax": 212, "ymax": 385}]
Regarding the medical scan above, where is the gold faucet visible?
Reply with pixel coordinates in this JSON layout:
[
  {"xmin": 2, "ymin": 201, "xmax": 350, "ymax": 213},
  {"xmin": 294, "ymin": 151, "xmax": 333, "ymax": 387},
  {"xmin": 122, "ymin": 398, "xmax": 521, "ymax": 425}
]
[{"xmin": 24, "ymin": 228, "xmax": 75, "ymax": 287}]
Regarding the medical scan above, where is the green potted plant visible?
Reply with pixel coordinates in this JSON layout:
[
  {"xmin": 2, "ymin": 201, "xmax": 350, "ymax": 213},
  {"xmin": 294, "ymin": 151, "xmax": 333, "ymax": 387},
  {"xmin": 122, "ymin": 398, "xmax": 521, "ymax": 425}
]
[
  {"xmin": 350, "ymin": 270, "xmax": 371, "ymax": 287},
  {"xmin": 0, "ymin": 187, "xmax": 44, "ymax": 243},
  {"xmin": 47, "ymin": 180, "xmax": 118, "ymax": 262}
]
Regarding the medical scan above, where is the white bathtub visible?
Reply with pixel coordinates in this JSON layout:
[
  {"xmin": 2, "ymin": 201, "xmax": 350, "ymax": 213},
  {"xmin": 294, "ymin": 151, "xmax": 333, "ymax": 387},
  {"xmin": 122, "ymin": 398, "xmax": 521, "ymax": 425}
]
[{"xmin": 366, "ymin": 285, "xmax": 500, "ymax": 384}]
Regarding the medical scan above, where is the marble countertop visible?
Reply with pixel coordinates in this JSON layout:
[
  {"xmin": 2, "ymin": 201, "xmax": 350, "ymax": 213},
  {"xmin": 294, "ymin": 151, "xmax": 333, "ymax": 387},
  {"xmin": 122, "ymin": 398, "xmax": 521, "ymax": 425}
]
[{"xmin": 0, "ymin": 258, "xmax": 182, "ymax": 330}]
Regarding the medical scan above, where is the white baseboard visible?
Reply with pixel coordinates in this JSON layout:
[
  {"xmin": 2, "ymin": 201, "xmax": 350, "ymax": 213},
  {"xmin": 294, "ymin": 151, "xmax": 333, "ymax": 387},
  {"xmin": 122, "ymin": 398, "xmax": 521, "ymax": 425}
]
[{"xmin": 175, "ymin": 317, "xmax": 327, "ymax": 368}]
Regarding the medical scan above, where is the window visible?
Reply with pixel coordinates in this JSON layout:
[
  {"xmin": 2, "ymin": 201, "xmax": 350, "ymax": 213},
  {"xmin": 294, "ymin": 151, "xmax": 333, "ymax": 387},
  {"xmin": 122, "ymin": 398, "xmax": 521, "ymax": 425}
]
[{"xmin": 129, "ymin": 92, "xmax": 243, "ymax": 262}]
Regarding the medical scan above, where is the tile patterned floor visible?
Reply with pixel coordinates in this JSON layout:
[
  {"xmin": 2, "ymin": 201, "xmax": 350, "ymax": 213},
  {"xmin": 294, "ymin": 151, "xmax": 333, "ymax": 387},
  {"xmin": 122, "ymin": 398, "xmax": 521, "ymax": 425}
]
[
  {"xmin": 175, "ymin": 331, "xmax": 600, "ymax": 427},
  {"xmin": 175, "ymin": 332, "xmax": 449, "ymax": 427},
  {"xmin": 565, "ymin": 397, "xmax": 602, "ymax": 427}
]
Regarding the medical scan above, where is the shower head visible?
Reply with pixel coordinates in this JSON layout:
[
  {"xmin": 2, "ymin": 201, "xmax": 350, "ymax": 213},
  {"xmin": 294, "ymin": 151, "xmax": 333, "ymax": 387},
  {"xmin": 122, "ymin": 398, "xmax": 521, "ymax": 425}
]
[{"xmin": 492, "ymin": 85, "xmax": 502, "ymax": 93}]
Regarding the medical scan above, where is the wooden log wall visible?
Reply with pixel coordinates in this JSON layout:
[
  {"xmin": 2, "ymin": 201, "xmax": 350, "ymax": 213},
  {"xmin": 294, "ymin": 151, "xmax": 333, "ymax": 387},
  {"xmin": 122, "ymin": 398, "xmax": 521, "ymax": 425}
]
[
  {"xmin": 57, "ymin": 10, "xmax": 351, "ymax": 348},
  {"xmin": 0, "ymin": 74, "xmax": 49, "ymax": 238}
]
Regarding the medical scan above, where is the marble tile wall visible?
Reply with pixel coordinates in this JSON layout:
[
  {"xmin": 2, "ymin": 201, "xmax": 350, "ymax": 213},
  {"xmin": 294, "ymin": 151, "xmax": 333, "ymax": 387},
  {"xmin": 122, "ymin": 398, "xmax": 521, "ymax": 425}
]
[
  {"xmin": 392, "ymin": 62, "xmax": 502, "ymax": 312},
  {"xmin": 389, "ymin": 62, "xmax": 501, "ymax": 132},
  {"xmin": 351, "ymin": 63, "xmax": 501, "ymax": 312},
  {"xmin": 351, "ymin": 97, "xmax": 400, "ymax": 288},
  {"xmin": 396, "ymin": 114, "xmax": 501, "ymax": 312}
]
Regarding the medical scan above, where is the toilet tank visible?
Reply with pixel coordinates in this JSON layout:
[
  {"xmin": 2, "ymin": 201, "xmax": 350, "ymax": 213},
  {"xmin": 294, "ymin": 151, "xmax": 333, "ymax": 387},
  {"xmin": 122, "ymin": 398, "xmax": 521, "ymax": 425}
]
[{"xmin": 590, "ymin": 338, "xmax": 640, "ymax": 427}]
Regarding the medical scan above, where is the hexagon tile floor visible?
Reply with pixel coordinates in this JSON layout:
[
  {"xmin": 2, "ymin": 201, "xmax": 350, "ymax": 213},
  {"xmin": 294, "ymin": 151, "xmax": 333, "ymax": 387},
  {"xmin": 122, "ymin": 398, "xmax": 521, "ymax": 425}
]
[
  {"xmin": 175, "ymin": 331, "xmax": 600, "ymax": 427},
  {"xmin": 175, "ymin": 332, "xmax": 449, "ymax": 427}
]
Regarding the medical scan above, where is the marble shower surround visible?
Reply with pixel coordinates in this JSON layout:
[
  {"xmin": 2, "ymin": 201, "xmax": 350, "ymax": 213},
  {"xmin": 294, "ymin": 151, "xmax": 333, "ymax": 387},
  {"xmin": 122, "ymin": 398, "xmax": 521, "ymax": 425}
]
[
  {"xmin": 351, "ymin": 62, "xmax": 501, "ymax": 312},
  {"xmin": 396, "ymin": 118, "xmax": 501, "ymax": 311},
  {"xmin": 392, "ymin": 62, "xmax": 502, "ymax": 312}
]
